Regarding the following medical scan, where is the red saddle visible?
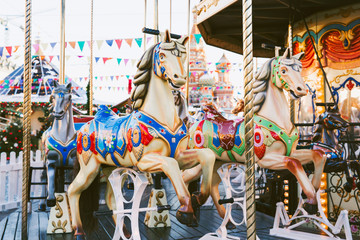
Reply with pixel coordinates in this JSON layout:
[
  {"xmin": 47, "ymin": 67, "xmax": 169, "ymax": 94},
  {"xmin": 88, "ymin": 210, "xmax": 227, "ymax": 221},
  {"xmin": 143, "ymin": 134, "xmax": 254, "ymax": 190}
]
[{"xmin": 202, "ymin": 104, "xmax": 244, "ymax": 150}]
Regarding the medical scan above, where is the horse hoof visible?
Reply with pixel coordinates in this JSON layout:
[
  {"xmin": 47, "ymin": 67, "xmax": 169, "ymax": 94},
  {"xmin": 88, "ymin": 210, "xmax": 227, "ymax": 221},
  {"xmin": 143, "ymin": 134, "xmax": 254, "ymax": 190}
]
[
  {"xmin": 38, "ymin": 203, "xmax": 46, "ymax": 212},
  {"xmin": 303, "ymin": 202, "xmax": 318, "ymax": 215},
  {"xmin": 226, "ymin": 221, "xmax": 236, "ymax": 230},
  {"xmin": 191, "ymin": 192, "xmax": 201, "ymax": 221},
  {"xmin": 176, "ymin": 210, "xmax": 197, "ymax": 226},
  {"xmin": 46, "ymin": 198, "xmax": 56, "ymax": 207}
]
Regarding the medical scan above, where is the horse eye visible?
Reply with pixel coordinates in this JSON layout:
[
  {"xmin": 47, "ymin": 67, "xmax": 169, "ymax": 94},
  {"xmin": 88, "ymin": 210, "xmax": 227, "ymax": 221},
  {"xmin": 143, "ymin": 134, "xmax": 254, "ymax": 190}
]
[
  {"xmin": 281, "ymin": 69, "xmax": 286, "ymax": 74},
  {"xmin": 160, "ymin": 53, "xmax": 165, "ymax": 59}
]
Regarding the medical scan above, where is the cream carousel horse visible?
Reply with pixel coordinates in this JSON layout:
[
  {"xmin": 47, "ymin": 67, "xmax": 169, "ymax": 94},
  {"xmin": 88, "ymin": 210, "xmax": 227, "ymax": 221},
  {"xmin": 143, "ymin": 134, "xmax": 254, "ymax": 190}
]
[
  {"xmin": 41, "ymin": 81, "xmax": 77, "ymax": 207},
  {"xmin": 68, "ymin": 31, "xmax": 215, "ymax": 238},
  {"xmin": 183, "ymin": 49, "xmax": 327, "ymax": 223}
]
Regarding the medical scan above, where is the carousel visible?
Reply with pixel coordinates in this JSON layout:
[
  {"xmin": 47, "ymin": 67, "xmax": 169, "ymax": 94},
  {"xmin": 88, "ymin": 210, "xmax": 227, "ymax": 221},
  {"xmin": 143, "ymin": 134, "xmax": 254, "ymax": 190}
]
[{"xmin": 0, "ymin": 0, "xmax": 359, "ymax": 240}]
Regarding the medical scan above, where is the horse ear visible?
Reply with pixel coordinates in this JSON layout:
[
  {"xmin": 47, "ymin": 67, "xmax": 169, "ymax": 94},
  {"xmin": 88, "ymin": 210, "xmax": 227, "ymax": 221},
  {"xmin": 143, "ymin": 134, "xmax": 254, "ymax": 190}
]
[
  {"xmin": 164, "ymin": 29, "xmax": 171, "ymax": 43},
  {"xmin": 282, "ymin": 48, "xmax": 290, "ymax": 59},
  {"xmin": 65, "ymin": 82, "xmax": 72, "ymax": 90},
  {"xmin": 178, "ymin": 35, "xmax": 189, "ymax": 46},
  {"xmin": 293, "ymin": 52, "xmax": 305, "ymax": 61},
  {"xmin": 53, "ymin": 80, "xmax": 59, "ymax": 88}
]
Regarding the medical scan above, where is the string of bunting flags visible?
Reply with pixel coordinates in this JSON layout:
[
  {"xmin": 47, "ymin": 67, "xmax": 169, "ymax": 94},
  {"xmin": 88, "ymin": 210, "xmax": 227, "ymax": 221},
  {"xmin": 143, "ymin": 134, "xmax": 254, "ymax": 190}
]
[{"xmin": 0, "ymin": 34, "xmax": 204, "ymax": 57}]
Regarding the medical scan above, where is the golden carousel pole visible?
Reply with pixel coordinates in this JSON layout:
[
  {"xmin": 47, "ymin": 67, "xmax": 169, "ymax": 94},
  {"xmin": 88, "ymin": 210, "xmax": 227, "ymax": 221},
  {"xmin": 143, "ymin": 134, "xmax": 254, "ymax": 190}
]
[
  {"xmin": 59, "ymin": 0, "xmax": 66, "ymax": 84},
  {"xmin": 22, "ymin": 0, "xmax": 32, "ymax": 238},
  {"xmin": 289, "ymin": 20, "xmax": 295, "ymax": 124},
  {"xmin": 89, "ymin": 0, "xmax": 94, "ymax": 115},
  {"xmin": 186, "ymin": 0, "xmax": 190, "ymax": 106},
  {"xmin": 243, "ymin": 0, "xmax": 256, "ymax": 239}
]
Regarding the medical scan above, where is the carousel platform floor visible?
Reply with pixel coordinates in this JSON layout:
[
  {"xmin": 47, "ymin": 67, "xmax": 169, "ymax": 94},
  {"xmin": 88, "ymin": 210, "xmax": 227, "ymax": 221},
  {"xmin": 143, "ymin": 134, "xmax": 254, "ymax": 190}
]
[{"xmin": 0, "ymin": 178, "xmax": 353, "ymax": 240}]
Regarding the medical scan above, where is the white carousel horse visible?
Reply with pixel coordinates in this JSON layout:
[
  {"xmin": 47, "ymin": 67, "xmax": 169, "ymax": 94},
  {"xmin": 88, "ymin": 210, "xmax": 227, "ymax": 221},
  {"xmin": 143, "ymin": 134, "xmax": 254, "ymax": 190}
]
[
  {"xmin": 182, "ymin": 49, "xmax": 327, "ymax": 223},
  {"xmin": 41, "ymin": 81, "xmax": 77, "ymax": 207},
  {"xmin": 67, "ymin": 31, "xmax": 216, "ymax": 239}
]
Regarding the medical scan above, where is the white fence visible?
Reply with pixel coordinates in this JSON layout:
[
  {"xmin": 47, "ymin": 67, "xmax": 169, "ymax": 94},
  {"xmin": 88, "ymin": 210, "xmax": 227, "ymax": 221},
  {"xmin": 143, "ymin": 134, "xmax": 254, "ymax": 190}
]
[{"xmin": 0, "ymin": 150, "xmax": 44, "ymax": 211}]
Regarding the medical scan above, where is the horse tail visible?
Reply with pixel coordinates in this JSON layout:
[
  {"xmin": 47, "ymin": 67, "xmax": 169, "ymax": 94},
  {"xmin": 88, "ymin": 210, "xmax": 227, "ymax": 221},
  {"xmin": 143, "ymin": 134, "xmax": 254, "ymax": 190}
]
[{"xmin": 73, "ymin": 152, "xmax": 100, "ymax": 233}]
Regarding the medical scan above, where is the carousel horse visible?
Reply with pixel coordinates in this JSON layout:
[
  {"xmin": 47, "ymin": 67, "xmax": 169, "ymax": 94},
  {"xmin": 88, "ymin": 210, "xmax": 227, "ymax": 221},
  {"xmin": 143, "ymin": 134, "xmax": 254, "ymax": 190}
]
[
  {"xmin": 41, "ymin": 81, "xmax": 77, "ymax": 207},
  {"xmin": 68, "ymin": 31, "xmax": 216, "ymax": 238},
  {"xmin": 183, "ymin": 49, "xmax": 327, "ymax": 222}
]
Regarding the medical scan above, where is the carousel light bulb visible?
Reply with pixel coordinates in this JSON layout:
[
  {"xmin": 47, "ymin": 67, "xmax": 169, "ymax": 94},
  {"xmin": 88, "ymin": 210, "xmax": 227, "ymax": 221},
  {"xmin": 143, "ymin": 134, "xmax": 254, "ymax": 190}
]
[
  {"xmin": 284, "ymin": 186, "xmax": 289, "ymax": 191},
  {"xmin": 284, "ymin": 192, "xmax": 289, "ymax": 197},
  {"xmin": 284, "ymin": 199, "xmax": 289, "ymax": 204},
  {"xmin": 285, "ymin": 206, "xmax": 289, "ymax": 211}
]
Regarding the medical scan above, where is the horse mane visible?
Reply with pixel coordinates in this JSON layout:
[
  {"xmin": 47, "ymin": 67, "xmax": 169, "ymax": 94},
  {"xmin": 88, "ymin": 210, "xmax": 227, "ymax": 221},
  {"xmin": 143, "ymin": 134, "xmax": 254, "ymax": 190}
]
[
  {"xmin": 131, "ymin": 44, "xmax": 157, "ymax": 110},
  {"xmin": 253, "ymin": 58, "xmax": 275, "ymax": 113}
]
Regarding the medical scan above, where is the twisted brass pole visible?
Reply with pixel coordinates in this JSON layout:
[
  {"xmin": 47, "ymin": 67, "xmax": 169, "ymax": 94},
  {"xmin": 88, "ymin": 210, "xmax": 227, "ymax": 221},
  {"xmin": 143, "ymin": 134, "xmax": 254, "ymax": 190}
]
[
  {"xmin": 89, "ymin": 0, "xmax": 93, "ymax": 115},
  {"xmin": 242, "ymin": 0, "xmax": 256, "ymax": 239},
  {"xmin": 289, "ymin": 22, "xmax": 295, "ymax": 124},
  {"xmin": 59, "ymin": 0, "xmax": 65, "ymax": 84},
  {"xmin": 22, "ymin": 0, "xmax": 32, "ymax": 238}
]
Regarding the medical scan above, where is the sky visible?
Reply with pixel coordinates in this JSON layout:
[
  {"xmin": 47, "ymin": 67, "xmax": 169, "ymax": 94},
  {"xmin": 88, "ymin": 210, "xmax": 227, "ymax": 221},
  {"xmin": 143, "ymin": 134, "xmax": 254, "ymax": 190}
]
[{"xmin": 0, "ymin": 0, "xmax": 266, "ymax": 103}]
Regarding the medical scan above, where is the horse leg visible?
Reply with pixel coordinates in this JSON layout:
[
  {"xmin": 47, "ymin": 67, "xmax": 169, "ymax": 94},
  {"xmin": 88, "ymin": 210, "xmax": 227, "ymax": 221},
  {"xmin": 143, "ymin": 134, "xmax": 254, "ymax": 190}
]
[
  {"xmin": 258, "ymin": 154, "xmax": 318, "ymax": 214},
  {"xmin": 136, "ymin": 154, "xmax": 196, "ymax": 226},
  {"xmin": 67, "ymin": 155, "xmax": 100, "ymax": 238},
  {"xmin": 291, "ymin": 149, "xmax": 326, "ymax": 191},
  {"xmin": 182, "ymin": 164, "xmax": 202, "ymax": 187},
  {"xmin": 177, "ymin": 149, "xmax": 216, "ymax": 206},
  {"xmin": 46, "ymin": 150, "xmax": 59, "ymax": 207}
]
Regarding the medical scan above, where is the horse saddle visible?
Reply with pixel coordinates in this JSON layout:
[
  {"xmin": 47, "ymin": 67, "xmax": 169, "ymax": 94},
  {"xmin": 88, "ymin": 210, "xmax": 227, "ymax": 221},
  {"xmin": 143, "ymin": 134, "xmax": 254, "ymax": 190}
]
[
  {"xmin": 204, "ymin": 111, "xmax": 244, "ymax": 151},
  {"xmin": 94, "ymin": 105, "xmax": 130, "ymax": 153}
]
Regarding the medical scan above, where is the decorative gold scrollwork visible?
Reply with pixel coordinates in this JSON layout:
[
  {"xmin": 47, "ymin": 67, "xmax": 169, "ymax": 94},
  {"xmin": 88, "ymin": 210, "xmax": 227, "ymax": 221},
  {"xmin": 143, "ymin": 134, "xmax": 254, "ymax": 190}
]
[
  {"xmin": 51, "ymin": 219, "xmax": 67, "ymax": 233},
  {"xmin": 55, "ymin": 195, "xmax": 64, "ymax": 218}
]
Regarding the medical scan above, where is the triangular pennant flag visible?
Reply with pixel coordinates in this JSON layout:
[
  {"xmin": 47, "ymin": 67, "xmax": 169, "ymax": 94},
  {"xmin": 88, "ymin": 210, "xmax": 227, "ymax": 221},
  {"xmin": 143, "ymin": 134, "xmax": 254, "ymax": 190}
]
[
  {"xmin": 147, "ymin": 37, "xmax": 152, "ymax": 44},
  {"xmin": 125, "ymin": 39, "xmax": 133, "ymax": 47},
  {"xmin": 108, "ymin": 87, "xmax": 111, "ymax": 90},
  {"xmin": 124, "ymin": 59, "xmax": 129, "ymax": 66},
  {"xmin": 116, "ymin": 76, "xmax": 119, "ymax": 80},
  {"xmin": 99, "ymin": 86, "xmax": 102, "ymax": 90},
  {"xmin": 135, "ymin": 38, "xmax": 142, "ymax": 48},
  {"xmin": 50, "ymin": 42, "xmax": 57, "ymax": 49},
  {"xmin": 49, "ymin": 56, "xmax": 54, "ymax": 63},
  {"xmin": 66, "ymin": 55, "xmax": 71, "ymax": 61},
  {"xmin": 117, "ymin": 87, "xmax": 120, "ymax": 91},
  {"xmin": 0, "ymin": 47, "xmax": 3, "ymax": 56},
  {"xmin": 78, "ymin": 41, "xmax": 85, "ymax": 51},
  {"xmin": 126, "ymin": 75, "xmax": 130, "ymax": 79},
  {"xmin": 5, "ymin": 46, "xmax": 12, "ymax": 55},
  {"xmin": 194, "ymin": 34, "xmax": 202, "ymax": 44},
  {"xmin": 117, "ymin": 58, "xmax": 122, "ymax": 65},
  {"xmin": 32, "ymin": 44, "xmax": 39, "ymax": 54},
  {"xmin": 94, "ymin": 86, "xmax": 98, "ymax": 90},
  {"xmin": 13, "ymin": 46, "xmax": 20, "ymax": 53},
  {"xmin": 131, "ymin": 59, "xmax": 137, "ymax": 67},
  {"xmin": 96, "ymin": 40, "xmax": 104, "ymax": 49},
  {"xmin": 110, "ymin": 76, "xmax": 114, "ymax": 81},
  {"xmin": 41, "ymin": 43, "xmax": 48, "ymax": 51},
  {"xmin": 57, "ymin": 55, "xmax": 60, "ymax": 60},
  {"xmin": 106, "ymin": 40, "xmax": 113, "ymax": 47},
  {"xmin": 115, "ymin": 39, "xmax": 122, "ymax": 49},
  {"xmin": 69, "ymin": 41, "xmax": 76, "ymax": 49},
  {"xmin": 95, "ymin": 57, "xmax": 100, "ymax": 63},
  {"xmin": 103, "ymin": 57, "xmax": 112, "ymax": 64},
  {"xmin": 87, "ymin": 41, "xmax": 91, "ymax": 47}
]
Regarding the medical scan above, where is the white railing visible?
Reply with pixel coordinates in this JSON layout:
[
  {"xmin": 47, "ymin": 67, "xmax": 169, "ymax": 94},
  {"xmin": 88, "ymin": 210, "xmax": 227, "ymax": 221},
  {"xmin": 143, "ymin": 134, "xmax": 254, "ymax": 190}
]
[{"xmin": 0, "ymin": 150, "xmax": 44, "ymax": 211}]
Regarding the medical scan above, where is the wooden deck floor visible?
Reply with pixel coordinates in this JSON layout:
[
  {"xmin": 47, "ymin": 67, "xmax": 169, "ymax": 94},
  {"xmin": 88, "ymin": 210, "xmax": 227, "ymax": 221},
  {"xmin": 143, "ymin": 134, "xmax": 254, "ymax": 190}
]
[{"xmin": 0, "ymin": 178, "xmax": 351, "ymax": 240}]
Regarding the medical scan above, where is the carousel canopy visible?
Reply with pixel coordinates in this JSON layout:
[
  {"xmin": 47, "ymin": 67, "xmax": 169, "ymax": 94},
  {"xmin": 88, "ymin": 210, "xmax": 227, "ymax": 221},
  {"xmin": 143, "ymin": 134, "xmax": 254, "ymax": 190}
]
[
  {"xmin": 0, "ymin": 56, "xmax": 86, "ymax": 103},
  {"xmin": 195, "ymin": 0, "xmax": 356, "ymax": 58}
]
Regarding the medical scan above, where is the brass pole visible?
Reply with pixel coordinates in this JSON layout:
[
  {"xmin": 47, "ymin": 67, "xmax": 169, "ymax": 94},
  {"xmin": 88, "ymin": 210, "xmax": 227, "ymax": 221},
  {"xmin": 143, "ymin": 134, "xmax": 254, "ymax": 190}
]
[
  {"xmin": 186, "ymin": 0, "xmax": 190, "ymax": 106},
  {"xmin": 59, "ymin": 0, "xmax": 65, "ymax": 84},
  {"xmin": 89, "ymin": 0, "xmax": 93, "ymax": 115},
  {"xmin": 154, "ymin": 0, "xmax": 159, "ymax": 44},
  {"xmin": 243, "ymin": 0, "xmax": 256, "ymax": 239},
  {"xmin": 289, "ymin": 22, "xmax": 295, "ymax": 124},
  {"xmin": 22, "ymin": 0, "xmax": 32, "ymax": 238},
  {"xmin": 143, "ymin": 0, "xmax": 147, "ymax": 51},
  {"xmin": 169, "ymin": 0, "xmax": 172, "ymax": 32}
]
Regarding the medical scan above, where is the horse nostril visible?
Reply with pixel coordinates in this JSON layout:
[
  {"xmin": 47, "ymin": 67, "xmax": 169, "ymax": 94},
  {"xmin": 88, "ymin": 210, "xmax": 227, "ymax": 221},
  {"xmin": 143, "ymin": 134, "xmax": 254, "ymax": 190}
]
[
  {"xmin": 174, "ymin": 74, "xmax": 179, "ymax": 79},
  {"xmin": 297, "ymin": 87, "xmax": 303, "ymax": 91}
]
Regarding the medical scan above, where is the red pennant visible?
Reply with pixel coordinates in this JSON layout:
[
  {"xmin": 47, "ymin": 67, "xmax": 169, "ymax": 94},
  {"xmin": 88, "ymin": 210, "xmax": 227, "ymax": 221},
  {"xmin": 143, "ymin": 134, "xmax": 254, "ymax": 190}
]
[
  {"xmin": 116, "ymin": 76, "xmax": 119, "ymax": 80},
  {"xmin": 103, "ymin": 57, "xmax": 112, "ymax": 64},
  {"xmin": 5, "ymin": 46, "xmax": 12, "ymax": 55},
  {"xmin": 49, "ymin": 56, "xmax": 54, "ymax": 63},
  {"xmin": 115, "ymin": 39, "xmax": 122, "ymax": 49}
]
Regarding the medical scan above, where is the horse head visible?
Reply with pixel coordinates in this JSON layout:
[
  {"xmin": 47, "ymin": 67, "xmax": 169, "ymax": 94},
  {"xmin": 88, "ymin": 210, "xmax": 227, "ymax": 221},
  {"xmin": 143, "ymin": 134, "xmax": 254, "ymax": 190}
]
[
  {"xmin": 319, "ymin": 105, "xmax": 349, "ymax": 131},
  {"xmin": 153, "ymin": 30, "xmax": 188, "ymax": 90},
  {"xmin": 50, "ymin": 81, "xmax": 72, "ymax": 120},
  {"xmin": 132, "ymin": 30, "xmax": 188, "ymax": 110},
  {"xmin": 231, "ymin": 99, "xmax": 244, "ymax": 115},
  {"xmin": 272, "ymin": 48, "xmax": 307, "ymax": 99}
]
